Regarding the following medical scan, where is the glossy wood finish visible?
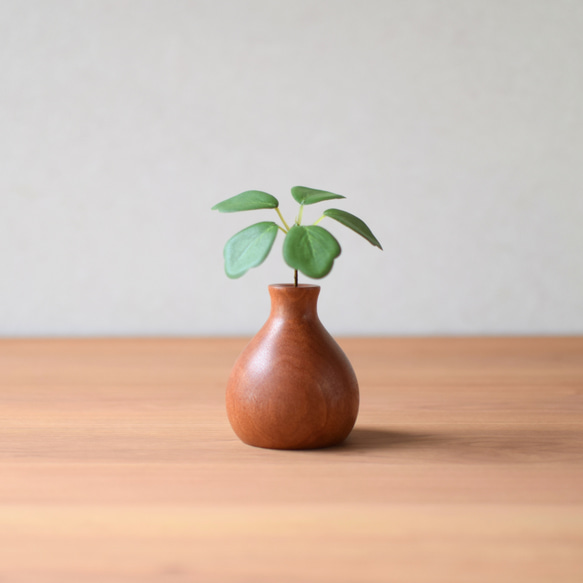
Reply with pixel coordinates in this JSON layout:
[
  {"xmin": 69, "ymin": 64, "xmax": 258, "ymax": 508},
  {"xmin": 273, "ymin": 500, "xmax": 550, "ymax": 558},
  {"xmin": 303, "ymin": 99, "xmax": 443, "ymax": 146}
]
[
  {"xmin": 1, "ymin": 337, "xmax": 583, "ymax": 582},
  {"xmin": 226, "ymin": 284, "xmax": 359, "ymax": 449}
]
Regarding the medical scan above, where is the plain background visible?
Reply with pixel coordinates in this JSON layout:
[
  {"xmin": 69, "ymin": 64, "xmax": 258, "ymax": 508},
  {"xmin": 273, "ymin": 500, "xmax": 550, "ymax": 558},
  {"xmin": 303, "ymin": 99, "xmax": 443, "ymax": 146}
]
[{"xmin": 1, "ymin": 0, "xmax": 582, "ymax": 336}]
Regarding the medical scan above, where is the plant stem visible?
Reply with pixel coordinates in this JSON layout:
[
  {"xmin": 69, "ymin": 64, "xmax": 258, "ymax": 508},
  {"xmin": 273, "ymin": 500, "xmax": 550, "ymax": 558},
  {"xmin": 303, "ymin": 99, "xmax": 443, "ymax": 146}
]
[
  {"xmin": 313, "ymin": 214, "xmax": 325, "ymax": 225},
  {"xmin": 275, "ymin": 207, "xmax": 290, "ymax": 232},
  {"xmin": 294, "ymin": 269, "xmax": 298, "ymax": 287},
  {"xmin": 296, "ymin": 203, "xmax": 304, "ymax": 225}
]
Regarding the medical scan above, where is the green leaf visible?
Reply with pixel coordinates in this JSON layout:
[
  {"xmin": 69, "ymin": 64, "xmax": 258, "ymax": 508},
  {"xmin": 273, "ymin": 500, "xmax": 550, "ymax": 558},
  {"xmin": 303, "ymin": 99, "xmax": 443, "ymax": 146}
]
[
  {"xmin": 290, "ymin": 186, "xmax": 345, "ymax": 206},
  {"xmin": 323, "ymin": 208, "xmax": 383, "ymax": 249},
  {"xmin": 223, "ymin": 222, "xmax": 279, "ymax": 278},
  {"xmin": 283, "ymin": 225, "xmax": 341, "ymax": 279},
  {"xmin": 212, "ymin": 190, "xmax": 279, "ymax": 213}
]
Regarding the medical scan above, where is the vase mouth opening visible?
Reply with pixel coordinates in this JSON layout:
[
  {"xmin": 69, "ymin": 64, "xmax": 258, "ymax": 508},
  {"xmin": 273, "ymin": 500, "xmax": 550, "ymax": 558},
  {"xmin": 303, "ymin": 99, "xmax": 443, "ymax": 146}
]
[{"xmin": 269, "ymin": 283, "xmax": 320, "ymax": 290}]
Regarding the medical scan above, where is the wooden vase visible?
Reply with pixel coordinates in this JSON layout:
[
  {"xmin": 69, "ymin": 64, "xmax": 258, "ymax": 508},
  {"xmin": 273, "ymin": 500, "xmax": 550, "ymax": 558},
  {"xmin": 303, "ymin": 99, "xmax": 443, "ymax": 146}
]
[{"xmin": 226, "ymin": 284, "xmax": 359, "ymax": 449}]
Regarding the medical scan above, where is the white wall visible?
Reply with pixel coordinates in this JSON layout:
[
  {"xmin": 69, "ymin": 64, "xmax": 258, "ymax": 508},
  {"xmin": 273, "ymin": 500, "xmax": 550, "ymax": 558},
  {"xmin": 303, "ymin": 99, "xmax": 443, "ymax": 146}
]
[{"xmin": 1, "ymin": 0, "xmax": 582, "ymax": 336}]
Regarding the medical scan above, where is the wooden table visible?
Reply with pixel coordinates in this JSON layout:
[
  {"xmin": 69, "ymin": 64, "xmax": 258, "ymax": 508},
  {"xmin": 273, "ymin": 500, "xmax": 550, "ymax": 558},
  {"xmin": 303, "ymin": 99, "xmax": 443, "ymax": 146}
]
[{"xmin": 1, "ymin": 338, "xmax": 582, "ymax": 582}]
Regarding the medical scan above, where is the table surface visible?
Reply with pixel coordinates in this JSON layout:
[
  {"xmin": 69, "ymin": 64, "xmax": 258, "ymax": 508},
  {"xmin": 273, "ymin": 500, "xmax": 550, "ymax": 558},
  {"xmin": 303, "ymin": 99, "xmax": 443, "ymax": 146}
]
[{"xmin": 1, "ymin": 337, "xmax": 582, "ymax": 582}]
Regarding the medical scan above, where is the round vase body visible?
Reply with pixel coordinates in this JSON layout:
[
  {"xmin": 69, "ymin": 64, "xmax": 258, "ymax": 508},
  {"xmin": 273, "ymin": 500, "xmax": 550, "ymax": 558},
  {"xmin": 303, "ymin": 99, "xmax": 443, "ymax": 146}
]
[{"xmin": 226, "ymin": 284, "xmax": 359, "ymax": 449}]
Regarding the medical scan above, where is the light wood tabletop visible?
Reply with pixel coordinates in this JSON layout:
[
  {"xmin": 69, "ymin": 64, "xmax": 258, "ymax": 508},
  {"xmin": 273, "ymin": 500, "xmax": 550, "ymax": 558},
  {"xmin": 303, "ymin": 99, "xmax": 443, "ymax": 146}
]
[{"xmin": 1, "ymin": 337, "xmax": 582, "ymax": 582}]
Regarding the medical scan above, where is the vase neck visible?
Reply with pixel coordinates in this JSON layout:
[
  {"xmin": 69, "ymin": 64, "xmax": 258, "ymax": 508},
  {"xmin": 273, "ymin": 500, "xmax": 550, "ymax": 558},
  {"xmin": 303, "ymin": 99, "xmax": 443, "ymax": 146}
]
[{"xmin": 268, "ymin": 284, "xmax": 320, "ymax": 321}]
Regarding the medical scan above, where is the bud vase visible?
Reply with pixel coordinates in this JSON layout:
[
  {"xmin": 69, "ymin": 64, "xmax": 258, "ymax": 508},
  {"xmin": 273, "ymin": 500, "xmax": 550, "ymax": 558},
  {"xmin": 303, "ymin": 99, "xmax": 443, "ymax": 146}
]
[{"xmin": 226, "ymin": 284, "xmax": 359, "ymax": 449}]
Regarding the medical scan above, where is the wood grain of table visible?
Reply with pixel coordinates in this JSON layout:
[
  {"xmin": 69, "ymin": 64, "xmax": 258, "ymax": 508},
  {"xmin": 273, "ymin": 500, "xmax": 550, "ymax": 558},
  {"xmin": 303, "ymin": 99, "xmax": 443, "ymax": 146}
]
[{"xmin": 1, "ymin": 337, "xmax": 582, "ymax": 582}]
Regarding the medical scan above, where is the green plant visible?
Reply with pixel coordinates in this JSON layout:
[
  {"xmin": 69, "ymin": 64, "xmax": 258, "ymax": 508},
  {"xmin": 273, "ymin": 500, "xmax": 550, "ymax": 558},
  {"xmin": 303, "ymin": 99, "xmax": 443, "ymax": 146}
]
[{"xmin": 212, "ymin": 186, "xmax": 382, "ymax": 285}]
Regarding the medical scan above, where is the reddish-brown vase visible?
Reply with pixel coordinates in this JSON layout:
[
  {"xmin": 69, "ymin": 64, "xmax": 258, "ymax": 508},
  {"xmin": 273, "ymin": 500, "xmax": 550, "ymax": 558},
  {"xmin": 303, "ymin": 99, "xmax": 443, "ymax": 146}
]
[{"xmin": 226, "ymin": 284, "xmax": 359, "ymax": 449}]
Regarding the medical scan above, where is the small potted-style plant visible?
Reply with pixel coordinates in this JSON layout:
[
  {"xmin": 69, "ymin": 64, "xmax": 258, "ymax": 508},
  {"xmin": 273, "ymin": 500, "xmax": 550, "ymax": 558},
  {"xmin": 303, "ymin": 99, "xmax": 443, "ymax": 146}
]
[{"xmin": 212, "ymin": 186, "xmax": 382, "ymax": 449}]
